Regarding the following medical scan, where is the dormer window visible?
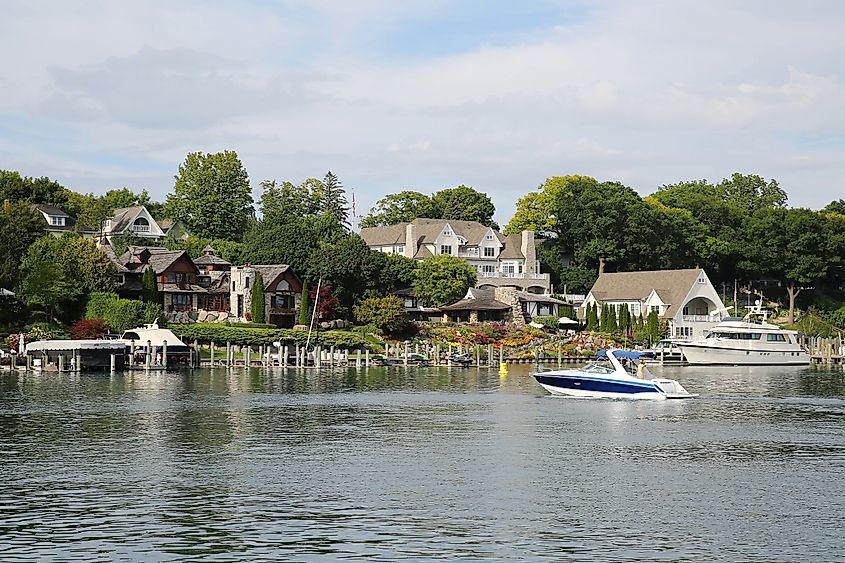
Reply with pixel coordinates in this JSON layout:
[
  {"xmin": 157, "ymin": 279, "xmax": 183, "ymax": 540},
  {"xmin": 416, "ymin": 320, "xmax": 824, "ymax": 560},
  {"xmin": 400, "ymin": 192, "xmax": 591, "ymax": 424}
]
[
  {"xmin": 133, "ymin": 217, "xmax": 150, "ymax": 232},
  {"xmin": 697, "ymin": 275, "xmax": 706, "ymax": 284},
  {"xmin": 485, "ymin": 233, "xmax": 494, "ymax": 240},
  {"xmin": 50, "ymin": 216, "xmax": 64, "ymax": 226},
  {"xmin": 443, "ymin": 229, "xmax": 451, "ymax": 236}
]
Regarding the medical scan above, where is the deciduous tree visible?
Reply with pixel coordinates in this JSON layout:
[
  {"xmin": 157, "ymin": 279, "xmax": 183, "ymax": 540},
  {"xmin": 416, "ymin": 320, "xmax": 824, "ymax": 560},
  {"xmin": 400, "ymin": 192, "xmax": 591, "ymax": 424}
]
[
  {"xmin": 413, "ymin": 254, "xmax": 477, "ymax": 307},
  {"xmin": 360, "ymin": 191, "xmax": 436, "ymax": 227},
  {"xmin": 431, "ymin": 185, "xmax": 498, "ymax": 228}
]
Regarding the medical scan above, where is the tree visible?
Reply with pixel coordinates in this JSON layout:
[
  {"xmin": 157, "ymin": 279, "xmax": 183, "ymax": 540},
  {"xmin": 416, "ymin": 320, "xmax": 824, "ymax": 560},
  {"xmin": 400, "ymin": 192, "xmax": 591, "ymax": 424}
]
[
  {"xmin": 585, "ymin": 303, "xmax": 598, "ymax": 331},
  {"xmin": 644, "ymin": 311, "xmax": 660, "ymax": 343},
  {"xmin": 0, "ymin": 201, "xmax": 46, "ymax": 291},
  {"xmin": 619, "ymin": 304, "xmax": 630, "ymax": 335},
  {"xmin": 431, "ymin": 185, "xmax": 498, "ymax": 228},
  {"xmin": 251, "ymin": 271, "xmax": 265, "ymax": 323},
  {"xmin": 715, "ymin": 172, "xmax": 787, "ymax": 214},
  {"xmin": 558, "ymin": 266, "xmax": 598, "ymax": 295},
  {"xmin": 413, "ymin": 254, "xmax": 477, "ymax": 307},
  {"xmin": 599, "ymin": 304, "xmax": 608, "ymax": 332},
  {"xmin": 311, "ymin": 283, "xmax": 339, "ymax": 320},
  {"xmin": 360, "ymin": 191, "xmax": 436, "ymax": 227},
  {"xmin": 505, "ymin": 175, "xmax": 598, "ymax": 235},
  {"xmin": 607, "ymin": 305, "xmax": 618, "ymax": 333},
  {"xmin": 318, "ymin": 171, "xmax": 350, "ymax": 229},
  {"xmin": 298, "ymin": 280, "xmax": 311, "ymax": 326},
  {"xmin": 378, "ymin": 253, "xmax": 419, "ymax": 294},
  {"xmin": 87, "ymin": 292, "xmax": 162, "ymax": 332},
  {"xmin": 308, "ymin": 234, "xmax": 387, "ymax": 317},
  {"xmin": 76, "ymin": 188, "xmax": 153, "ymax": 231},
  {"xmin": 353, "ymin": 296, "xmax": 409, "ymax": 333},
  {"xmin": 167, "ymin": 151, "xmax": 253, "ymax": 241},
  {"xmin": 142, "ymin": 267, "xmax": 158, "ymax": 304},
  {"xmin": 259, "ymin": 179, "xmax": 318, "ymax": 223},
  {"xmin": 18, "ymin": 234, "xmax": 115, "ymax": 323}
]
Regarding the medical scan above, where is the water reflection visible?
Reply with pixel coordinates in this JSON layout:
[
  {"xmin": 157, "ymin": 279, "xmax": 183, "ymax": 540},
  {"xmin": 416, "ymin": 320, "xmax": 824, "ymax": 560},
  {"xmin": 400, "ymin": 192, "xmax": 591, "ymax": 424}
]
[{"xmin": 1, "ymin": 364, "xmax": 844, "ymax": 561}]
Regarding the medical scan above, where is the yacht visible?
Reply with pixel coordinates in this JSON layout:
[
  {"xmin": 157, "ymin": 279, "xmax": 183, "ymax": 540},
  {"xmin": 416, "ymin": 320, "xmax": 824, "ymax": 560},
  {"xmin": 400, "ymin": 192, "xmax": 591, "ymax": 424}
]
[
  {"xmin": 645, "ymin": 339, "xmax": 686, "ymax": 364},
  {"xmin": 532, "ymin": 350, "xmax": 695, "ymax": 400},
  {"xmin": 675, "ymin": 306, "xmax": 808, "ymax": 366}
]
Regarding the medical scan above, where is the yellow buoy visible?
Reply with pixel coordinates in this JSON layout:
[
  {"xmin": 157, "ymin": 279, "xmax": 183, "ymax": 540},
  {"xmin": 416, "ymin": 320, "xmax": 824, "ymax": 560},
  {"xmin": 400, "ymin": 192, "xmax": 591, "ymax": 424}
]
[{"xmin": 498, "ymin": 362, "xmax": 508, "ymax": 376}]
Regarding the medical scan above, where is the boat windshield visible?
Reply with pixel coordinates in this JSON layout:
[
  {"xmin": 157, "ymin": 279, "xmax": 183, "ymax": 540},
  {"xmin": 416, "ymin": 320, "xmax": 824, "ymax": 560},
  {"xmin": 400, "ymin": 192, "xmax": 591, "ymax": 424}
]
[{"xmin": 581, "ymin": 361, "xmax": 615, "ymax": 374}]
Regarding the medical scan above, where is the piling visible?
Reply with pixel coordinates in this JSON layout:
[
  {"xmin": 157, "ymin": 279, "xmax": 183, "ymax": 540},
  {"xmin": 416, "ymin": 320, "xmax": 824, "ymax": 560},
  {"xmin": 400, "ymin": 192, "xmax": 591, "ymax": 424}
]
[
  {"xmin": 58, "ymin": 355, "xmax": 64, "ymax": 372},
  {"xmin": 110, "ymin": 354, "xmax": 116, "ymax": 374},
  {"xmin": 163, "ymin": 340, "xmax": 168, "ymax": 369},
  {"xmin": 129, "ymin": 340, "xmax": 135, "ymax": 367},
  {"xmin": 226, "ymin": 341, "xmax": 232, "ymax": 367},
  {"xmin": 210, "ymin": 341, "xmax": 216, "ymax": 366},
  {"xmin": 365, "ymin": 349, "xmax": 370, "ymax": 367},
  {"xmin": 146, "ymin": 340, "xmax": 152, "ymax": 369}
]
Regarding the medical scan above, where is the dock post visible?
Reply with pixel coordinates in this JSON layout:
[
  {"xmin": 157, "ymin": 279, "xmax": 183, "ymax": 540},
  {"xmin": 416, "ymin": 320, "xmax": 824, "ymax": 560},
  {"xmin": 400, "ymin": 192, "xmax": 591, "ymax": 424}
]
[
  {"xmin": 129, "ymin": 340, "xmax": 135, "ymax": 367},
  {"xmin": 435, "ymin": 344, "xmax": 440, "ymax": 366},
  {"xmin": 110, "ymin": 354, "xmax": 116, "ymax": 374},
  {"xmin": 163, "ymin": 340, "xmax": 168, "ymax": 369},
  {"xmin": 365, "ymin": 349, "xmax": 370, "ymax": 367},
  {"xmin": 245, "ymin": 346, "xmax": 250, "ymax": 369},
  {"xmin": 330, "ymin": 346, "xmax": 335, "ymax": 367},
  {"xmin": 283, "ymin": 345, "xmax": 289, "ymax": 368},
  {"xmin": 226, "ymin": 341, "xmax": 231, "ymax": 367},
  {"xmin": 499, "ymin": 344, "xmax": 504, "ymax": 367},
  {"xmin": 26, "ymin": 354, "xmax": 32, "ymax": 371},
  {"xmin": 58, "ymin": 354, "xmax": 64, "ymax": 373},
  {"xmin": 146, "ymin": 341, "xmax": 152, "ymax": 369},
  {"xmin": 476, "ymin": 345, "xmax": 480, "ymax": 368},
  {"xmin": 447, "ymin": 344, "xmax": 452, "ymax": 367},
  {"xmin": 315, "ymin": 346, "xmax": 321, "ymax": 368},
  {"xmin": 488, "ymin": 344, "xmax": 493, "ymax": 366},
  {"xmin": 404, "ymin": 342, "xmax": 409, "ymax": 366},
  {"xmin": 210, "ymin": 341, "xmax": 216, "ymax": 366},
  {"xmin": 295, "ymin": 343, "xmax": 300, "ymax": 368}
]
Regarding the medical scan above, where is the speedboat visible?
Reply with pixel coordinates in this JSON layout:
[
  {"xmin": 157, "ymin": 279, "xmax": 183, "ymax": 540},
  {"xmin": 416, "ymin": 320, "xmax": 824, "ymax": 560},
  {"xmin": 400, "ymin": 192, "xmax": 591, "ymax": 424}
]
[
  {"xmin": 532, "ymin": 349, "xmax": 695, "ymax": 400},
  {"xmin": 675, "ymin": 306, "xmax": 809, "ymax": 366}
]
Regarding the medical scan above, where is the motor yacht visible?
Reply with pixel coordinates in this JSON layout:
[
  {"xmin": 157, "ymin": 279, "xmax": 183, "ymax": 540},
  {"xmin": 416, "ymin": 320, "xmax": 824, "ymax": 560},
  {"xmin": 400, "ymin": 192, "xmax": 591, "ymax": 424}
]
[
  {"xmin": 675, "ymin": 306, "xmax": 808, "ymax": 366},
  {"xmin": 532, "ymin": 349, "xmax": 695, "ymax": 400}
]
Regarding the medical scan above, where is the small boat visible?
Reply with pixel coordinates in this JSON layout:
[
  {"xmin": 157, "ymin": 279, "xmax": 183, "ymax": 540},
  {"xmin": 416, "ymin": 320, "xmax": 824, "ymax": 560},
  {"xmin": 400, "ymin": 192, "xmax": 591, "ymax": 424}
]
[
  {"xmin": 446, "ymin": 353, "xmax": 473, "ymax": 367},
  {"xmin": 120, "ymin": 323, "xmax": 192, "ymax": 366},
  {"xmin": 532, "ymin": 349, "xmax": 695, "ymax": 400}
]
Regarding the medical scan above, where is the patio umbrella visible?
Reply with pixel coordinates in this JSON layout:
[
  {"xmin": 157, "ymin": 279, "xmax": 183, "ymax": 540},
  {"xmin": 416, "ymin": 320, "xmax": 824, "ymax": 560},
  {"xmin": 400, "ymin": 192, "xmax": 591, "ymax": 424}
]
[
  {"xmin": 558, "ymin": 316, "xmax": 579, "ymax": 325},
  {"xmin": 18, "ymin": 333, "xmax": 25, "ymax": 355}
]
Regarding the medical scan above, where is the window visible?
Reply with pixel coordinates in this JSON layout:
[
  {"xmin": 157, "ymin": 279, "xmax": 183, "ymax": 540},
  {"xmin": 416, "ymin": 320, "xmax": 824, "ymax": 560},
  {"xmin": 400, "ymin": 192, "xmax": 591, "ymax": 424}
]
[
  {"xmin": 440, "ymin": 245, "xmax": 452, "ymax": 255},
  {"xmin": 484, "ymin": 247, "xmax": 495, "ymax": 257},
  {"xmin": 165, "ymin": 273, "xmax": 175, "ymax": 283},
  {"xmin": 683, "ymin": 306, "xmax": 689, "ymax": 315},
  {"xmin": 50, "ymin": 216, "xmax": 64, "ymax": 226},
  {"xmin": 767, "ymin": 333, "xmax": 786, "ymax": 342},
  {"xmin": 172, "ymin": 294, "xmax": 191, "ymax": 305},
  {"xmin": 272, "ymin": 293, "xmax": 295, "ymax": 309},
  {"xmin": 698, "ymin": 275, "xmax": 706, "ymax": 284},
  {"xmin": 394, "ymin": 245, "xmax": 404, "ymax": 254},
  {"xmin": 486, "ymin": 233, "xmax": 494, "ymax": 240},
  {"xmin": 133, "ymin": 217, "xmax": 150, "ymax": 232},
  {"xmin": 650, "ymin": 305, "xmax": 660, "ymax": 314},
  {"xmin": 483, "ymin": 264, "xmax": 495, "ymax": 275},
  {"xmin": 631, "ymin": 303, "xmax": 640, "ymax": 316},
  {"xmin": 443, "ymin": 228, "xmax": 452, "ymax": 236},
  {"xmin": 245, "ymin": 276, "xmax": 250, "ymax": 289}
]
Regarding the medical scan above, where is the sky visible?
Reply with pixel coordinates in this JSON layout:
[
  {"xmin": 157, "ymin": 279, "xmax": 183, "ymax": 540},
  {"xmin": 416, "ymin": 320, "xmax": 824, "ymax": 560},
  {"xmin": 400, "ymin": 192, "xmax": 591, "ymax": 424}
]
[{"xmin": 2, "ymin": 0, "xmax": 844, "ymax": 226}]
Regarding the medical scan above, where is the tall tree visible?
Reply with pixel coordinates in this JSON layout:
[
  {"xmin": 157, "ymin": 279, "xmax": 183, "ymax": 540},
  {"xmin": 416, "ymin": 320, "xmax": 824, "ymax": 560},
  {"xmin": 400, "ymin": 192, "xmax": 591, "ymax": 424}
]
[
  {"xmin": 318, "ymin": 171, "xmax": 350, "ymax": 229},
  {"xmin": 360, "ymin": 191, "xmax": 436, "ymax": 227},
  {"xmin": 298, "ymin": 280, "xmax": 311, "ymax": 326},
  {"xmin": 505, "ymin": 175, "xmax": 598, "ymax": 235},
  {"xmin": 412, "ymin": 254, "xmax": 477, "ymax": 307},
  {"xmin": 141, "ymin": 267, "xmax": 158, "ymax": 304},
  {"xmin": 431, "ymin": 185, "xmax": 498, "ymax": 228},
  {"xmin": 259, "ymin": 179, "xmax": 318, "ymax": 223},
  {"xmin": 167, "ymin": 151, "xmax": 253, "ymax": 241},
  {"xmin": 0, "ymin": 201, "xmax": 46, "ymax": 291},
  {"xmin": 251, "ymin": 271, "xmax": 265, "ymax": 323}
]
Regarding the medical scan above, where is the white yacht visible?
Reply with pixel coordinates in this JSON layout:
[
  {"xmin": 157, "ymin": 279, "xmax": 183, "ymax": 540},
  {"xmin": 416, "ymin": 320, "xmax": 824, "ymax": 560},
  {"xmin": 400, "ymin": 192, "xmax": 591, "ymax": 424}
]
[{"xmin": 675, "ymin": 306, "xmax": 808, "ymax": 366}]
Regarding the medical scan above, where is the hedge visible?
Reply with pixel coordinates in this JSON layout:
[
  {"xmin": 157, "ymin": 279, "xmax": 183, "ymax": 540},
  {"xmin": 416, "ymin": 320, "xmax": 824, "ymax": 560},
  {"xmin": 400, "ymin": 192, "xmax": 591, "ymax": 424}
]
[{"xmin": 169, "ymin": 323, "xmax": 366, "ymax": 349}]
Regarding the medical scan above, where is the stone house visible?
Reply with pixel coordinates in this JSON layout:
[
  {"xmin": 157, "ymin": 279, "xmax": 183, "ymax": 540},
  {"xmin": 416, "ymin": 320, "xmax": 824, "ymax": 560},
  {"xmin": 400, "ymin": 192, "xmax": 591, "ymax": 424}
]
[
  {"xmin": 581, "ymin": 268, "xmax": 727, "ymax": 339},
  {"xmin": 230, "ymin": 265, "xmax": 302, "ymax": 328},
  {"xmin": 439, "ymin": 288, "xmax": 568, "ymax": 326},
  {"xmin": 361, "ymin": 218, "xmax": 551, "ymax": 293}
]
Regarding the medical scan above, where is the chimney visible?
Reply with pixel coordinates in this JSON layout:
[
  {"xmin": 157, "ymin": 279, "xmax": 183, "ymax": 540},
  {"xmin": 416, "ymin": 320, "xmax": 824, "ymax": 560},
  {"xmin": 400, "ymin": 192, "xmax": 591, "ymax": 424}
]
[
  {"xmin": 405, "ymin": 223, "xmax": 417, "ymax": 259},
  {"xmin": 521, "ymin": 230, "xmax": 536, "ymax": 274}
]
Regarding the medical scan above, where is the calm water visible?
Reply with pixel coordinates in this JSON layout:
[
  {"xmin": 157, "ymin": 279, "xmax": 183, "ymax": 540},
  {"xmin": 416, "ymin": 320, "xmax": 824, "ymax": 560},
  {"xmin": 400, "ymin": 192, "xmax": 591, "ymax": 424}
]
[{"xmin": 1, "ymin": 364, "xmax": 844, "ymax": 562}]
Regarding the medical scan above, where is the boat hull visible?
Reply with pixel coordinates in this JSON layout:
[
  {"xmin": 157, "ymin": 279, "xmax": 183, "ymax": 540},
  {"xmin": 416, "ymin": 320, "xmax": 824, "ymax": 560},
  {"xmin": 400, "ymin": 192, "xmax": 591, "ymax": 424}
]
[
  {"xmin": 677, "ymin": 343, "xmax": 809, "ymax": 366},
  {"xmin": 533, "ymin": 373, "xmax": 668, "ymax": 400}
]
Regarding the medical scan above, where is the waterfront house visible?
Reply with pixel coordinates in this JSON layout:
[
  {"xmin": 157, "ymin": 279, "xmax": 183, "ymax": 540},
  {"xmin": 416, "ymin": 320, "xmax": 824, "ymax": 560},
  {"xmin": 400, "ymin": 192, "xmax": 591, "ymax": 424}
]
[
  {"xmin": 581, "ymin": 268, "xmax": 726, "ymax": 338},
  {"xmin": 31, "ymin": 204, "xmax": 78, "ymax": 237},
  {"xmin": 101, "ymin": 206, "xmax": 188, "ymax": 244},
  {"xmin": 439, "ymin": 287, "xmax": 568, "ymax": 326},
  {"xmin": 230, "ymin": 265, "xmax": 302, "ymax": 327},
  {"xmin": 394, "ymin": 288, "xmax": 443, "ymax": 322},
  {"xmin": 361, "ymin": 218, "xmax": 551, "ymax": 293},
  {"xmin": 194, "ymin": 245, "xmax": 232, "ymax": 317}
]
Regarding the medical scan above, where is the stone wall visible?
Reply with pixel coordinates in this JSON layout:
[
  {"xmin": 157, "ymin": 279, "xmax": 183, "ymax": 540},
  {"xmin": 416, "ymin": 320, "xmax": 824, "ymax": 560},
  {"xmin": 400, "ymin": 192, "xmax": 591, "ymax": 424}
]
[{"xmin": 494, "ymin": 287, "xmax": 524, "ymax": 327}]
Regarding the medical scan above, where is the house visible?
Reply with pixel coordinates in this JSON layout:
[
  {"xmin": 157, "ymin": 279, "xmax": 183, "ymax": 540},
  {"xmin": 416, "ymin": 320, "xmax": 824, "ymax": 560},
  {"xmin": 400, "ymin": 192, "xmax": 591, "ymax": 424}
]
[
  {"xmin": 194, "ymin": 245, "xmax": 232, "ymax": 315},
  {"xmin": 360, "ymin": 218, "xmax": 551, "ymax": 293},
  {"xmin": 31, "ymin": 204, "xmax": 77, "ymax": 237},
  {"xmin": 394, "ymin": 288, "xmax": 442, "ymax": 323},
  {"xmin": 118, "ymin": 247, "xmax": 205, "ymax": 316},
  {"xmin": 230, "ymin": 265, "xmax": 302, "ymax": 328},
  {"xmin": 581, "ymin": 268, "xmax": 726, "ymax": 338},
  {"xmin": 439, "ymin": 287, "xmax": 568, "ymax": 326},
  {"xmin": 101, "ymin": 206, "xmax": 188, "ymax": 243}
]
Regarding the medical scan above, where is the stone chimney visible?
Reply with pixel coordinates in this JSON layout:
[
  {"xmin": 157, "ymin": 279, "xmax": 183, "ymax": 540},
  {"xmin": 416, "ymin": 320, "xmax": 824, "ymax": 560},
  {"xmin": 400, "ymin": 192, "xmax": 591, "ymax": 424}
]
[
  {"xmin": 521, "ymin": 230, "xmax": 537, "ymax": 275},
  {"xmin": 495, "ymin": 287, "xmax": 524, "ymax": 327},
  {"xmin": 405, "ymin": 223, "xmax": 418, "ymax": 259}
]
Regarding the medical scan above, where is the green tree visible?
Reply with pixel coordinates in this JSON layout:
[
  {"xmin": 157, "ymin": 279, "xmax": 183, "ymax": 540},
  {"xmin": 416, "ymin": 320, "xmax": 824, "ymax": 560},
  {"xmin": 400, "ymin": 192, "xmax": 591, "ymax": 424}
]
[
  {"xmin": 619, "ymin": 304, "xmax": 630, "ymax": 335},
  {"xmin": 413, "ymin": 254, "xmax": 477, "ymax": 307},
  {"xmin": 558, "ymin": 266, "xmax": 598, "ymax": 294},
  {"xmin": 318, "ymin": 171, "xmax": 350, "ymax": 229},
  {"xmin": 644, "ymin": 311, "xmax": 660, "ymax": 344},
  {"xmin": 251, "ymin": 271, "xmax": 266, "ymax": 323},
  {"xmin": 167, "ymin": 151, "xmax": 253, "ymax": 241},
  {"xmin": 607, "ymin": 305, "xmax": 618, "ymax": 333},
  {"xmin": 378, "ymin": 253, "xmax": 419, "ymax": 294},
  {"xmin": 18, "ymin": 234, "xmax": 115, "ymax": 323},
  {"xmin": 599, "ymin": 304, "xmax": 608, "ymax": 332},
  {"xmin": 309, "ymin": 235, "xmax": 387, "ymax": 317},
  {"xmin": 505, "ymin": 175, "xmax": 598, "ymax": 235},
  {"xmin": 353, "ymin": 295, "xmax": 409, "ymax": 333},
  {"xmin": 142, "ymin": 267, "xmax": 158, "ymax": 304},
  {"xmin": 431, "ymin": 185, "xmax": 498, "ymax": 228},
  {"xmin": 259, "ymin": 179, "xmax": 318, "ymax": 223},
  {"xmin": 360, "ymin": 191, "xmax": 436, "ymax": 227},
  {"xmin": 585, "ymin": 303, "xmax": 597, "ymax": 331},
  {"xmin": 87, "ymin": 292, "xmax": 162, "ymax": 332},
  {"xmin": 716, "ymin": 172, "xmax": 787, "ymax": 214},
  {"xmin": 298, "ymin": 280, "xmax": 311, "ymax": 326},
  {"xmin": 76, "ymin": 188, "xmax": 153, "ymax": 231},
  {"xmin": 0, "ymin": 201, "xmax": 46, "ymax": 290}
]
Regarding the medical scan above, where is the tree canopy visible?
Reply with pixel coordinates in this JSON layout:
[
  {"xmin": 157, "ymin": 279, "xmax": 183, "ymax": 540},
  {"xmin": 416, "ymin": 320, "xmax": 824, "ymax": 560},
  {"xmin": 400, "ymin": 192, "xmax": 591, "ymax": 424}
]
[{"xmin": 413, "ymin": 254, "xmax": 477, "ymax": 307}]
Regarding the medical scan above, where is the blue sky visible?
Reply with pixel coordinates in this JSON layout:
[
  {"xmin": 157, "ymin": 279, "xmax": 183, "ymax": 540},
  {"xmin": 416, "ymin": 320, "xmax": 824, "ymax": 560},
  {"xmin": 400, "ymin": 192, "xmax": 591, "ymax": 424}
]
[{"xmin": 2, "ymin": 0, "xmax": 844, "ymax": 225}]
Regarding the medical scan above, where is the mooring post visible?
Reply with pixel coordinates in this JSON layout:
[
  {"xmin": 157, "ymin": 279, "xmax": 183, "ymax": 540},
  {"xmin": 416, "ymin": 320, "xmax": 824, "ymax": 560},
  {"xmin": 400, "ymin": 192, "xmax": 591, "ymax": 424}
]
[
  {"xmin": 365, "ymin": 349, "xmax": 370, "ymax": 367},
  {"xmin": 330, "ymin": 346, "xmax": 336, "ymax": 368},
  {"xmin": 146, "ymin": 340, "xmax": 152, "ymax": 369},
  {"xmin": 129, "ymin": 340, "xmax": 135, "ymax": 367},
  {"xmin": 163, "ymin": 340, "xmax": 168, "ymax": 369},
  {"xmin": 58, "ymin": 354, "xmax": 64, "ymax": 373},
  {"xmin": 210, "ymin": 341, "xmax": 216, "ymax": 366},
  {"xmin": 110, "ymin": 354, "xmax": 116, "ymax": 374},
  {"xmin": 404, "ymin": 342, "xmax": 409, "ymax": 366},
  {"xmin": 448, "ymin": 344, "xmax": 452, "ymax": 367}
]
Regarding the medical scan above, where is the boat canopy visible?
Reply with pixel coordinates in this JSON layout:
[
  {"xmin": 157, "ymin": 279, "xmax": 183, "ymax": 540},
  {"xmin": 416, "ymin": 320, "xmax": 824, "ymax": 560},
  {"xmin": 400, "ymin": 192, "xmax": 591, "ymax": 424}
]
[
  {"xmin": 26, "ymin": 340, "xmax": 126, "ymax": 352},
  {"xmin": 597, "ymin": 349, "xmax": 655, "ymax": 359}
]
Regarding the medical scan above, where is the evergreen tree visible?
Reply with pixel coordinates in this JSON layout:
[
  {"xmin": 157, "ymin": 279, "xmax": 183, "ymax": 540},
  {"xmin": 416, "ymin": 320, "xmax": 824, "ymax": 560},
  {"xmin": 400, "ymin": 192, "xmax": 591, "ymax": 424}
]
[
  {"xmin": 142, "ymin": 266, "xmax": 158, "ymax": 304},
  {"xmin": 251, "ymin": 271, "xmax": 265, "ymax": 323},
  {"xmin": 608, "ymin": 305, "xmax": 619, "ymax": 333},
  {"xmin": 320, "ymin": 171, "xmax": 350, "ymax": 229},
  {"xmin": 585, "ymin": 303, "xmax": 595, "ymax": 331},
  {"xmin": 645, "ymin": 311, "xmax": 659, "ymax": 344},
  {"xmin": 298, "ymin": 280, "xmax": 311, "ymax": 326},
  {"xmin": 590, "ymin": 303, "xmax": 599, "ymax": 331},
  {"xmin": 620, "ymin": 304, "xmax": 630, "ymax": 335},
  {"xmin": 599, "ymin": 304, "xmax": 608, "ymax": 332}
]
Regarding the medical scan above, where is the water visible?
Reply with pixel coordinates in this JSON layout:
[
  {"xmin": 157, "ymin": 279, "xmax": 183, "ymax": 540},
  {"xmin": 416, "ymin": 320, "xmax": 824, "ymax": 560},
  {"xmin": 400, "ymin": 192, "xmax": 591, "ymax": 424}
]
[{"xmin": 1, "ymin": 364, "xmax": 844, "ymax": 561}]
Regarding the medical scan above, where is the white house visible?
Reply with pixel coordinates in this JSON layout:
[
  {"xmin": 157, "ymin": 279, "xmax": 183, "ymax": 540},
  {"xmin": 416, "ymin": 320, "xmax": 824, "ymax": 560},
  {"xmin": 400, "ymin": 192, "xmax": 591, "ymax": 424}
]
[
  {"xmin": 31, "ymin": 204, "xmax": 78, "ymax": 237},
  {"xmin": 101, "ymin": 206, "xmax": 188, "ymax": 244},
  {"xmin": 360, "ymin": 218, "xmax": 551, "ymax": 293},
  {"xmin": 581, "ymin": 268, "xmax": 727, "ymax": 338}
]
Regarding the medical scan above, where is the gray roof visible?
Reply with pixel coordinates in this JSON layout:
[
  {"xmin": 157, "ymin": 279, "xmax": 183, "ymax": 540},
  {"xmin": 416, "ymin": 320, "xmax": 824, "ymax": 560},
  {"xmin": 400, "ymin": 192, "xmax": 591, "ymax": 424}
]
[
  {"xmin": 109, "ymin": 206, "xmax": 145, "ymax": 233},
  {"xmin": 588, "ymin": 268, "xmax": 705, "ymax": 318},
  {"xmin": 31, "ymin": 204, "xmax": 71, "ymax": 218},
  {"xmin": 440, "ymin": 288, "xmax": 511, "ymax": 311},
  {"xmin": 252, "ymin": 265, "xmax": 293, "ymax": 290},
  {"xmin": 498, "ymin": 233, "xmax": 524, "ymax": 259},
  {"xmin": 118, "ymin": 246, "xmax": 194, "ymax": 274},
  {"xmin": 31, "ymin": 204, "xmax": 76, "ymax": 230},
  {"xmin": 517, "ymin": 291, "xmax": 566, "ymax": 305}
]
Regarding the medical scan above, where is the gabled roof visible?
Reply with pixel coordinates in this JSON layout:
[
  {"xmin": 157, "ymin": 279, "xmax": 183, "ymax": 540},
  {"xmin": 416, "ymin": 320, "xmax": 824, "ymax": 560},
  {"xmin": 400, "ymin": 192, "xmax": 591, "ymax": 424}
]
[
  {"xmin": 440, "ymin": 288, "xmax": 511, "ymax": 311},
  {"xmin": 109, "ymin": 206, "xmax": 146, "ymax": 233},
  {"xmin": 194, "ymin": 245, "xmax": 231, "ymax": 267},
  {"xmin": 588, "ymin": 268, "xmax": 705, "ymax": 318},
  {"xmin": 252, "ymin": 265, "xmax": 294, "ymax": 290},
  {"xmin": 498, "ymin": 233, "xmax": 524, "ymax": 259},
  {"xmin": 117, "ymin": 246, "xmax": 195, "ymax": 274},
  {"xmin": 31, "ymin": 204, "xmax": 71, "ymax": 218},
  {"xmin": 157, "ymin": 218, "xmax": 176, "ymax": 231}
]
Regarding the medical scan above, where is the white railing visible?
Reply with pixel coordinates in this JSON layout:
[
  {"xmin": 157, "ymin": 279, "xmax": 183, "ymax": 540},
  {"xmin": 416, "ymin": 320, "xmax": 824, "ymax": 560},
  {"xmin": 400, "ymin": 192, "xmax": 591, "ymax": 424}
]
[
  {"xmin": 478, "ymin": 272, "xmax": 550, "ymax": 280},
  {"xmin": 133, "ymin": 225, "xmax": 151, "ymax": 233},
  {"xmin": 682, "ymin": 314, "xmax": 711, "ymax": 322}
]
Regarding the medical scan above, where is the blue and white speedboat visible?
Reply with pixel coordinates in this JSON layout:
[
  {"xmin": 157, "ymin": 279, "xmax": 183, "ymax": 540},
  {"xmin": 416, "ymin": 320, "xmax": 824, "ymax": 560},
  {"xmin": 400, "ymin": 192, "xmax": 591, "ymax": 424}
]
[{"xmin": 532, "ymin": 349, "xmax": 695, "ymax": 400}]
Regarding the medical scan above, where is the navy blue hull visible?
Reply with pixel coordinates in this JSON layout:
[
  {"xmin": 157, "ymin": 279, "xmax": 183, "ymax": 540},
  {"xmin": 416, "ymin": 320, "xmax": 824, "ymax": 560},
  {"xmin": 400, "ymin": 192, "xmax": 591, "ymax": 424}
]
[{"xmin": 533, "ymin": 374, "xmax": 662, "ymax": 396}]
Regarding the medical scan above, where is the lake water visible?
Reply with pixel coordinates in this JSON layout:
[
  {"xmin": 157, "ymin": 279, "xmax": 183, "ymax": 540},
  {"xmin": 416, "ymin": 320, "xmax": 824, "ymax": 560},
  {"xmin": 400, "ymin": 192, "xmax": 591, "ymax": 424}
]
[{"xmin": 1, "ymin": 364, "xmax": 844, "ymax": 561}]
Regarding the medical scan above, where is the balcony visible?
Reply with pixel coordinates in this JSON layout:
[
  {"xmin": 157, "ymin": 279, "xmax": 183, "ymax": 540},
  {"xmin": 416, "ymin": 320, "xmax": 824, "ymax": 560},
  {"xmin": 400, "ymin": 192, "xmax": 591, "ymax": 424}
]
[{"xmin": 682, "ymin": 314, "xmax": 712, "ymax": 322}]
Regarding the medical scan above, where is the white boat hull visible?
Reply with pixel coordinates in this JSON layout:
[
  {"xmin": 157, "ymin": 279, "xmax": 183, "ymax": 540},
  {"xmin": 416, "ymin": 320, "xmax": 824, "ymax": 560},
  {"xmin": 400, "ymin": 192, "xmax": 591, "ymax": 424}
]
[{"xmin": 678, "ymin": 343, "xmax": 809, "ymax": 366}]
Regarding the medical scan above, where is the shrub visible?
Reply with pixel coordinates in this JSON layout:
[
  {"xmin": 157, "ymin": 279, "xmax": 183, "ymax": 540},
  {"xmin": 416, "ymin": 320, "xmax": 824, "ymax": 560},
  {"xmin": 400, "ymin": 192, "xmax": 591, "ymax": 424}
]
[
  {"xmin": 86, "ymin": 292, "xmax": 164, "ymax": 332},
  {"xmin": 167, "ymin": 323, "xmax": 366, "ymax": 349},
  {"xmin": 353, "ymin": 296, "xmax": 408, "ymax": 334},
  {"xmin": 533, "ymin": 315, "xmax": 558, "ymax": 330},
  {"xmin": 69, "ymin": 318, "xmax": 109, "ymax": 339}
]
